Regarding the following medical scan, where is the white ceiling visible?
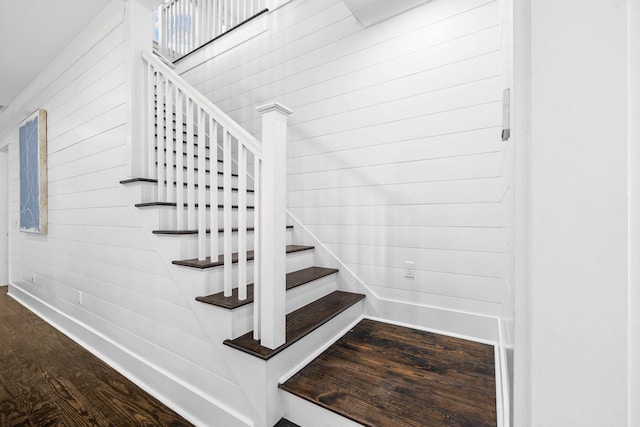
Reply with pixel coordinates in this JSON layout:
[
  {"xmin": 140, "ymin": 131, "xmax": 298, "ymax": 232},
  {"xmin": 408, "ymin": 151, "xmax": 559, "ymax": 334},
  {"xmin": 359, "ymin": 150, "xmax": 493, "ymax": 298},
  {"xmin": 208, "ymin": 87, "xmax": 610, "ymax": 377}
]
[{"xmin": 0, "ymin": 0, "xmax": 111, "ymax": 110}]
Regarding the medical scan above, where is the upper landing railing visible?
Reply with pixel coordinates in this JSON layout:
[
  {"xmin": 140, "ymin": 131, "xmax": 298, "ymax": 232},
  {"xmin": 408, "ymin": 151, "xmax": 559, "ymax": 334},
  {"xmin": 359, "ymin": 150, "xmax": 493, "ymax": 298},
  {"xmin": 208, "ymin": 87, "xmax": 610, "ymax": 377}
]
[{"xmin": 156, "ymin": 0, "xmax": 266, "ymax": 61}]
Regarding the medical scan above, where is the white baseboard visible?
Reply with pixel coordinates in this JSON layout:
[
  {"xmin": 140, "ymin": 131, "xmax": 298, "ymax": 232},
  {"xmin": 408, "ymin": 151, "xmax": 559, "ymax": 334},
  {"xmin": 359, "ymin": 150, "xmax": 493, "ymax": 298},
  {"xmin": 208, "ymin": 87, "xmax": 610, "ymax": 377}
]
[{"xmin": 8, "ymin": 283, "xmax": 252, "ymax": 427}]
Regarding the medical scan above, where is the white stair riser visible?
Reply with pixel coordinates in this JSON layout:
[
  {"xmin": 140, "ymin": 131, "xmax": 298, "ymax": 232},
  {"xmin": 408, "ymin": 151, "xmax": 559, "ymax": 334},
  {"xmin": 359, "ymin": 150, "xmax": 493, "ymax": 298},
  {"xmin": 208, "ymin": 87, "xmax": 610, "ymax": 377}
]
[
  {"xmin": 230, "ymin": 273, "xmax": 338, "ymax": 339},
  {"xmin": 135, "ymin": 206, "xmax": 255, "ymax": 231},
  {"xmin": 173, "ymin": 250, "xmax": 315, "ymax": 295},
  {"xmin": 152, "ymin": 228, "xmax": 293, "ymax": 260},
  {"xmin": 138, "ymin": 184, "xmax": 255, "ymax": 206},
  {"xmin": 280, "ymin": 393, "xmax": 362, "ymax": 427}
]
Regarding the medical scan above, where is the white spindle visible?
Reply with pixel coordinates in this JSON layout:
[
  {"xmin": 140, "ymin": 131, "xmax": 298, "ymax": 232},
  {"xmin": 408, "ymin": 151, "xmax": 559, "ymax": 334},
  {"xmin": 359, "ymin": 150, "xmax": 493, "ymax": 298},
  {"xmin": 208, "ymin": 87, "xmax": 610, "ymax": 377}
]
[
  {"xmin": 165, "ymin": 81, "xmax": 175, "ymax": 203},
  {"xmin": 223, "ymin": 130, "xmax": 232, "ymax": 297},
  {"xmin": 197, "ymin": 108, "xmax": 206, "ymax": 260},
  {"xmin": 210, "ymin": 119, "xmax": 219, "ymax": 262},
  {"xmin": 176, "ymin": 88, "xmax": 185, "ymax": 229},
  {"xmin": 156, "ymin": 74, "xmax": 166, "ymax": 201},
  {"xmin": 186, "ymin": 98, "xmax": 196, "ymax": 229},
  {"xmin": 147, "ymin": 65, "xmax": 155, "ymax": 178},
  {"xmin": 253, "ymin": 157, "xmax": 261, "ymax": 340},
  {"xmin": 230, "ymin": 0, "xmax": 235, "ymax": 28},
  {"xmin": 238, "ymin": 142, "xmax": 247, "ymax": 301},
  {"xmin": 169, "ymin": 4, "xmax": 175, "ymax": 59}
]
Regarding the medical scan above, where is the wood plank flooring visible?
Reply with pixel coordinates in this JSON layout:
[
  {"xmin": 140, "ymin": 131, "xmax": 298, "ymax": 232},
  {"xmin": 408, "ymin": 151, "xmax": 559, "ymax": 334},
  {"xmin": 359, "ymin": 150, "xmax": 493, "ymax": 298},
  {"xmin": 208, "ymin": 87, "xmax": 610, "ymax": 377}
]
[
  {"xmin": 280, "ymin": 319, "xmax": 497, "ymax": 427},
  {"xmin": 0, "ymin": 286, "xmax": 192, "ymax": 427}
]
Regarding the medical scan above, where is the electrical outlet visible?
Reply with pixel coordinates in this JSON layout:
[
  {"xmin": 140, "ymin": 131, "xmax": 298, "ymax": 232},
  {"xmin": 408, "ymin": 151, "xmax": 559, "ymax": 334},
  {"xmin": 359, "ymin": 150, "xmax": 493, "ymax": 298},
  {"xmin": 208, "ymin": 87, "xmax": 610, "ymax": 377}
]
[
  {"xmin": 405, "ymin": 261, "xmax": 416, "ymax": 278},
  {"xmin": 77, "ymin": 291, "xmax": 83, "ymax": 305}
]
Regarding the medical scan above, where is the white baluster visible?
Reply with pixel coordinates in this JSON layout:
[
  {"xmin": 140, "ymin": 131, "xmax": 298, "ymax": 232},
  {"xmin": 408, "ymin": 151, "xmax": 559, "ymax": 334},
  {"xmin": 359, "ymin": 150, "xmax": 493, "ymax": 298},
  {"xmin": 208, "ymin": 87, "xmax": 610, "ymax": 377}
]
[
  {"xmin": 238, "ymin": 142, "xmax": 247, "ymax": 301},
  {"xmin": 165, "ymin": 81, "xmax": 175, "ymax": 203},
  {"xmin": 176, "ymin": 88, "xmax": 185, "ymax": 229},
  {"xmin": 186, "ymin": 99, "xmax": 196, "ymax": 229},
  {"xmin": 210, "ymin": 119, "xmax": 219, "ymax": 263},
  {"xmin": 252, "ymin": 157, "xmax": 261, "ymax": 340},
  {"xmin": 223, "ymin": 130, "xmax": 232, "ymax": 297},
  {"xmin": 197, "ymin": 108, "xmax": 206, "ymax": 260},
  {"xmin": 147, "ymin": 65, "xmax": 156, "ymax": 178},
  {"xmin": 156, "ymin": 73, "xmax": 166, "ymax": 201}
]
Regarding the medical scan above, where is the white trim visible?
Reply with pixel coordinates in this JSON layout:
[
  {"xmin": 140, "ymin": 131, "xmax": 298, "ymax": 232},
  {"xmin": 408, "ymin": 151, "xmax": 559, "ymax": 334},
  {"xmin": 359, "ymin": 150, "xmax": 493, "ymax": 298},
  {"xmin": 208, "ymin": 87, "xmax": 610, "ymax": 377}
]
[
  {"xmin": 512, "ymin": 0, "xmax": 531, "ymax": 423},
  {"xmin": 7, "ymin": 282, "xmax": 253, "ymax": 427},
  {"xmin": 497, "ymin": 318, "xmax": 511, "ymax": 427}
]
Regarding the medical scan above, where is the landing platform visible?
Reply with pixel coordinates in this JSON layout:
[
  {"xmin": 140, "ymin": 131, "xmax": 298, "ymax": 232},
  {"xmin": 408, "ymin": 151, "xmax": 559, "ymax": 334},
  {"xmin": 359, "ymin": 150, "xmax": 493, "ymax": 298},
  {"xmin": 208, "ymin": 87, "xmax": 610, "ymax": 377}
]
[{"xmin": 280, "ymin": 319, "xmax": 497, "ymax": 427}]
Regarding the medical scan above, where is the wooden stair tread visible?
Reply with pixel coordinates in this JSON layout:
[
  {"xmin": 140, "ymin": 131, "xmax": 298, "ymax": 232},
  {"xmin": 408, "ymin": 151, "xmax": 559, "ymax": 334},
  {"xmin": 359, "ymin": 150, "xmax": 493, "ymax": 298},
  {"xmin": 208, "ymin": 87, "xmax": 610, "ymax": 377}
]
[
  {"xmin": 223, "ymin": 291, "xmax": 365, "ymax": 360},
  {"xmin": 273, "ymin": 419, "xmax": 299, "ymax": 427},
  {"xmin": 195, "ymin": 266, "xmax": 339, "ymax": 309},
  {"xmin": 153, "ymin": 225, "xmax": 292, "ymax": 235},
  {"xmin": 135, "ymin": 202, "xmax": 254, "ymax": 209},
  {"xmin": 119, "ymin": 177, "xmax": 254, "ymax": 193},
  {"xmin": 279, "ymin": 319, "xmax": 497, "ymax": 427},
  {"xmin": 173, "ymin": 245, "xmax": 314, "ymax": 269}
]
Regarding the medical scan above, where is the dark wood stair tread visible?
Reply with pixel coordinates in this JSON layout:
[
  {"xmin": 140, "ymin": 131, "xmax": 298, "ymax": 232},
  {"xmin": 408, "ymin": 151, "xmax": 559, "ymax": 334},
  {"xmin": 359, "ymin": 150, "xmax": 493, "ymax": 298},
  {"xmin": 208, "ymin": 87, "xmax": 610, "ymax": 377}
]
[
  {"xmin": 135, "ymin": 202, "xmax": 254, "ymax": 209},
  {"xmin": 273, "ymin": 419, "xmax": 300, "ymax": 427},
  {"xmin": 153, "ymin": 225, "xmax": 293, "ymax": 235},
  {"xmin": 196, "ymin": 266, "xmax": 339, "ymax": 309},
  {"xmin": 278, "ymin": 319, "xmax": 497, "ymax": 427},
  {"xmin": 223, "ymin": 291, "xmax": 365, "ymax": 360},
  {"xmin": 173, "ymin": 245, "xmax": 314, "ymax": 269},
  {"xmin": 119, "ymin": 177, "xmax": 254, "ymax": 193}
]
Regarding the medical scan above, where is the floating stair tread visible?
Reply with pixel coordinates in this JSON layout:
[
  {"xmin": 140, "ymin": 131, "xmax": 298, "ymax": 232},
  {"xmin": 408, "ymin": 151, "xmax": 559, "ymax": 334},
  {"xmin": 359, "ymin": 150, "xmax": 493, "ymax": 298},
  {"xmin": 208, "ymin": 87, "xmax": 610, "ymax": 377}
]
[
  {"xmin": 119, "ymin": 177, "xmax": 254, "ymax": 192},
  {"xmin": 279, "ymin": 318, "xmax": 497, "ymax": 427},
  {"xmin": 173, "ymin": 245, "xmax": 314, "ymax": 269},
  {"xmin": 153, "ymin": 225, "xmax": 293, "ymax": 235},
  {"xmin": 273, "ymin": 419, "xmax": 300, "ymax": 427},
  {"xmin": 195, "ymin": 266, "xmax": 339, "ymax": 309},
  {"xmin": 223, "ymin": 291, "xmax": 365, "ymax": 360},
  {"xmin": 135, "ymin": 202, "xmax": 254, "ymax": 209}
]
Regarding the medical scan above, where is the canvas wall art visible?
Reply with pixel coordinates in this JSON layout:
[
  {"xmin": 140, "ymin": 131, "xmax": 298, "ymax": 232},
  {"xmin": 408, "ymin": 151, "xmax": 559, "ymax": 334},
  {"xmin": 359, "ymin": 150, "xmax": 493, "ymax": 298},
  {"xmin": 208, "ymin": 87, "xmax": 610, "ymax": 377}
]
[{"xmin": 19, "ymin": 109, "xmax": 47, "ymax": 234}]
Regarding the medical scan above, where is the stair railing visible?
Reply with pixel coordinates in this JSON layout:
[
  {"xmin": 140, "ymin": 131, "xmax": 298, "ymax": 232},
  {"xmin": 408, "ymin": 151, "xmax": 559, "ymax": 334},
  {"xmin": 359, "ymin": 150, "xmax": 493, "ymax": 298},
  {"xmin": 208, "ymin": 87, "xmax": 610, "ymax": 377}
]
[
  {"xmin": 157, "ymin": 0, "xmax": 266, "ymax": 61},
  {"xmin": 142, "ymin": 50, "xmax": 290, "ymax": 349}
]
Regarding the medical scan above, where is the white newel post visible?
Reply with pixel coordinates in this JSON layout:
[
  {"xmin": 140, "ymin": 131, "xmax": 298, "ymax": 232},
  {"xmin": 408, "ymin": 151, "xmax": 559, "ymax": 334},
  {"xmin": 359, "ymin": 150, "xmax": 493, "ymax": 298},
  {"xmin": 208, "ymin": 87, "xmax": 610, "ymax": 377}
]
[
  {"xmin": 256, "ymin": 102, "xmax": 292, "ymax": 350},
  {"xmin": 125, "ymin": 0, "xmax": 160, "ymax": 178}
]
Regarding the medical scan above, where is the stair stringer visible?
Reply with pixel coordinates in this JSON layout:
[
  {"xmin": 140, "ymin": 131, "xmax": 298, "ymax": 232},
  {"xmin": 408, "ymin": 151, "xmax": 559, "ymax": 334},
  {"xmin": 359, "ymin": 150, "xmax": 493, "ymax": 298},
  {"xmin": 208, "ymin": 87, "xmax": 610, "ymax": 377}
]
[{"xmin": 121, "ymin": 182, "xmax": 263, "ymax": 427}]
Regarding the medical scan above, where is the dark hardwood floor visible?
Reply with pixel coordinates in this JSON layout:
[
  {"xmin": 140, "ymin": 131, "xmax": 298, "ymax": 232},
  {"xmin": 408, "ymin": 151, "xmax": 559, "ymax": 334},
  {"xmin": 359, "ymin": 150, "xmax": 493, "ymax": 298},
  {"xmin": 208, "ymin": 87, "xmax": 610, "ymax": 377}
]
[
  {"xmin": 280, "ymin": 318, "xmax": 497, "ymax": 427},
  {"xmin": 0, "ymin": 286, "xmax": 192, "ymax": 427}
]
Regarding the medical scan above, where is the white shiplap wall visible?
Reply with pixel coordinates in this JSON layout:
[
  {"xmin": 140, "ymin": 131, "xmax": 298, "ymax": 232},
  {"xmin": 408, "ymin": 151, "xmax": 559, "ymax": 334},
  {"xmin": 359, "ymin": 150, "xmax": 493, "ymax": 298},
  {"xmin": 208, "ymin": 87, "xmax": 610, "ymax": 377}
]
[
  {"xmin": 0, "ymin": 3, "xmax": 250, "ymax": 426},
  {"xmin": 181, "ymin": 0, "xmax": 511, "ymax": 321}
]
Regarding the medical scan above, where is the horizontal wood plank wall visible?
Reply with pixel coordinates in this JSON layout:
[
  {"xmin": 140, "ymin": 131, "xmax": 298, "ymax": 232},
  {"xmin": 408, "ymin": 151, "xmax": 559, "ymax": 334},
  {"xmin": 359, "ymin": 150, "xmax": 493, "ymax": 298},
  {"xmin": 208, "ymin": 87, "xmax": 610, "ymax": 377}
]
[
  {"xmin": 181, "ymin": 0, "xmax": 510, "ymax": 320},
  {"xmin": 0, "ymin": 5, "xmax": 249, "ymax": 426}
]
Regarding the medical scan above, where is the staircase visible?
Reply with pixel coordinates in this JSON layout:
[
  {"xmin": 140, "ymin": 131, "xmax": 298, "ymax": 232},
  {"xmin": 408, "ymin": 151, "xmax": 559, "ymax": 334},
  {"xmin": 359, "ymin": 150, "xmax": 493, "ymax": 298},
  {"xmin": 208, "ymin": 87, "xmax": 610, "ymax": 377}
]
[
  {"xmin": 119, "ymin": 6, "xmax": 502, "ymax": 424},
  {"xmin": 121, "ymin": 49, "xmax": 367, "ymax": 427}
]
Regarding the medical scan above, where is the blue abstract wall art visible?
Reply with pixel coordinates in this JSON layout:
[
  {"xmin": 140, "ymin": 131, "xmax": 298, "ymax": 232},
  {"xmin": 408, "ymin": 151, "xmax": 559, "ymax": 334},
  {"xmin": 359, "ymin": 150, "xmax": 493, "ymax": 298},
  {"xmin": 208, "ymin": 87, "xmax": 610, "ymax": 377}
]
[{"xmin": 19, "ymin": 109, "xmax": 47, "ymax": 234}]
